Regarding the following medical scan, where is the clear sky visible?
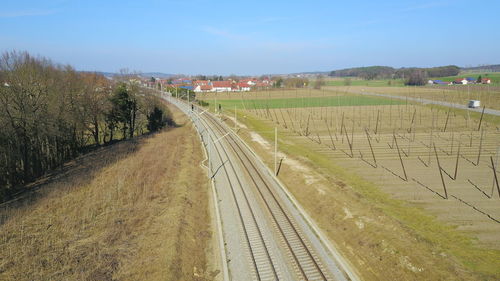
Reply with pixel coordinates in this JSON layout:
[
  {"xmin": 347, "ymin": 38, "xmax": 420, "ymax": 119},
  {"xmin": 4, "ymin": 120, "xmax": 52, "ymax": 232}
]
[{"xmin": 1, "ymin": 0, "xmax": 499, "ymax": 75}]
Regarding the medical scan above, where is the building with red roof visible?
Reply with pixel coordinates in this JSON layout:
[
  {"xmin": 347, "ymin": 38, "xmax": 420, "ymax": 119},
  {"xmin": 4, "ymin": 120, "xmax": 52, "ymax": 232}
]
[
  {"xmin": 194, "ymin": 84, "xmax": 214, "ymax": 92},
  {"xmin": 212, "ymin": 81, "xmax": 233, "ymax": 92},
  {"xmin": 237, "ymin": 82, "xmax": 251, "ymax": 91},
  {"xmin": 481, "ymin": 78, "xmax": 491, "ymax": 84}
]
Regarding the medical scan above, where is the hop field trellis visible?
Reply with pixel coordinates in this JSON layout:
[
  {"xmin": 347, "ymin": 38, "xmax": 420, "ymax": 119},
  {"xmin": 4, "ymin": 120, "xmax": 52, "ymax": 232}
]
[{"xmin": 200, "ymin": 88, "xmax": 500, "ymax": 244}]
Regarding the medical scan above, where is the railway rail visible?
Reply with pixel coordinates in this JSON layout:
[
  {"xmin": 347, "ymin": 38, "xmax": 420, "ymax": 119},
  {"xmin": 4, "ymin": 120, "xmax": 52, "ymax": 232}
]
[
  {"xmin": 197, "ymin": 109, "xmax": 280, "ymax": 280},
  {"xmin": 160, "ymin": 90, "xmax": 352, "ymax": 281},
  {"xmin": 200, "ymin": 110, "xmax": 335, "ymax": 280}
]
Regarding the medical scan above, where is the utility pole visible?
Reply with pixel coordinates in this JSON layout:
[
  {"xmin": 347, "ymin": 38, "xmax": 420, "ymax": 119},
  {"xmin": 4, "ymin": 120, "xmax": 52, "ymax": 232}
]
[
  {"xmin": 234, "ymin": 105, "xmax": 237, "ymax": 131},
  {"xmin": 275, "ymin": 127, "xmax": 278, "ymax": 176}
]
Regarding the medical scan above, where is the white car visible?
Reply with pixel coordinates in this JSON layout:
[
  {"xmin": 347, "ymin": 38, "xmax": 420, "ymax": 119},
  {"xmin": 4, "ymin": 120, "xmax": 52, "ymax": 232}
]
[{"xmin": 468, "ymin": 100, "xmax": 480, "ymax": 108}]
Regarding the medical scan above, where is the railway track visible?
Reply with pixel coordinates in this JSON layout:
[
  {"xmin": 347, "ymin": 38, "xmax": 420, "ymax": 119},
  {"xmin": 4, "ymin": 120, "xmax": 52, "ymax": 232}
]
[
  {"xmin": 201, "ymin": 112, "xmax": 334, "ymax": 281},
  {"xmin": 158, "ymin": 91, "xmax": 350, "ymax": 281},
  {"xmin": 196, "ymin": 109, "xmax": 280, "ymax": 280}
]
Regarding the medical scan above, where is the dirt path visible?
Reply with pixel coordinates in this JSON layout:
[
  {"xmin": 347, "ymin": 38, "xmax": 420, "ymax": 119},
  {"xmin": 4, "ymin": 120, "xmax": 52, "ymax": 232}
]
[{"xmin": 0, "ymin": 104, "xmax": 217, "ymax": 280}]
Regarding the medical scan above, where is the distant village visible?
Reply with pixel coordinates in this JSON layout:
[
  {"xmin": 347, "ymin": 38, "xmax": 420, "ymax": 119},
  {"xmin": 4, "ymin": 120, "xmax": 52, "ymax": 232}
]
[
  {"xmin": 141, "ymin": 77, "xmax": 275, "ymax": 92},
  {"xmin": 429, "ymin": 76, "xmax": 492, "ymax": 85}
]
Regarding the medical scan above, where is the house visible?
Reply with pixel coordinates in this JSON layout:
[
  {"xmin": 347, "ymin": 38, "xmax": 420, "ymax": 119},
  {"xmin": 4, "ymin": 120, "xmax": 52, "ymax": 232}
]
[
  {"xmin": 212, "ymin": 81, "xmax": 233, "ymax": 92},
  {"xmin": 237, "ymin": 82, "xmax": 251, "ymax": 91},
  {"xmin": 254, "ymin": 82, "xmax": 270, "ymax": 88},
  {"xmin": 481, "ymin": 78, "xmax": 492, "ymax": 84},
  {"xmin": 239, "ymin": 78, "xmax": 257, "ymax": 86},
  {"xmin": 193, "ymin": 80, "xmax": 210, "ymax": 86},
  {"xmin": 194, "ymin": 84, "xmax": 214, "ymax": 92},
  {"xmin": 453, "ymin": 78, "xmax": 468, "ymax": 85}
]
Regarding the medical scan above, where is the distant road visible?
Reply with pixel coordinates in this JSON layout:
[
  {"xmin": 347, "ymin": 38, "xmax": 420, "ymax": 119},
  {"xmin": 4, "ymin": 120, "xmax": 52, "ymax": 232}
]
[{"xmin": 354, "ymin": 89, "xmax": 500, "ymax": 116}]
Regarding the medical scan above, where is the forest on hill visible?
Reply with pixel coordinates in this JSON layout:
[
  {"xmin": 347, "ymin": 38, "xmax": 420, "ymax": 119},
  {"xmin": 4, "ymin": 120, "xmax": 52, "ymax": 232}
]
[
  {"xmin": 329, "ymin": 65, "xmax": 461, "ymax": 80},
  {"xmin": 0, "ymin": 51, "xmax": 173, "ymax": 202}
]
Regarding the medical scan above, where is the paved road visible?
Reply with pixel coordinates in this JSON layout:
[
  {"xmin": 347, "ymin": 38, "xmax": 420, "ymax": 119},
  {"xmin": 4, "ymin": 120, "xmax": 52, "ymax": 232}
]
[
  {"xmin": 355, "ymin": 89, "xmax": 500, "ymax": 116},
  {"xmin": 159, "ymin": 90, "xmax": 359, "ymax": 281}
]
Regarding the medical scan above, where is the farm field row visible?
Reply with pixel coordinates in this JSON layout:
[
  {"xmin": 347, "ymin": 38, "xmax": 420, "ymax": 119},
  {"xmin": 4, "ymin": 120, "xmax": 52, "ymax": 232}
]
[{"xmin": 212, "ymin": 99, "xmax": 500, "ymax": 279}]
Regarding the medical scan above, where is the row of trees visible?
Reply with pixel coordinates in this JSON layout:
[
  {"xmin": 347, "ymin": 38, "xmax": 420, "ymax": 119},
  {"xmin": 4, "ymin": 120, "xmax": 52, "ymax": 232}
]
[
  {"xmin": 0, "ymin": 51, "xmax": 172, "ymax": 201},
  {"xmin": 329, "ymin": 65, "xmax": 460, "ymax": 80},
  {"xmin": 329, "ymin": 66, "xmax": 395, "ymax": 79}
]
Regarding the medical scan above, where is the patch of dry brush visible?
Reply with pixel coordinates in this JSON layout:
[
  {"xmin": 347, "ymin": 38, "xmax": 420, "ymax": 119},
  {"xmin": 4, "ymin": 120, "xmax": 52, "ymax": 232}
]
[{"xmin": 0, "ymin": 106, "xmax": 215, "ymax": 281}]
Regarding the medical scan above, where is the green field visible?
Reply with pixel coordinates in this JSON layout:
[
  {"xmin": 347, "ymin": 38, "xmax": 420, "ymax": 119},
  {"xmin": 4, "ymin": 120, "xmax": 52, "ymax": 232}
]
[{"xmin": 203, "ymin": 95, "xmax": 404, "ymax": 109}]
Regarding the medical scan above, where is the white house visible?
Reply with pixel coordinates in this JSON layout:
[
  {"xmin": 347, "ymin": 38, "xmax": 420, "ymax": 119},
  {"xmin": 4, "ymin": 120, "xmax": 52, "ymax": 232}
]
[
  {"xmin": 211, "ymin": 81, "xmax": 233, "ymax": 92},
  {"xmin": 481, "ymin": 78, "xmax": 491, "ymax": 84},
  {"xmin": 194, "ymin": 84, "xmax": 214, "ymax": 92},
  {"xmin": 454, "ymin": 78, "xmax": 468, "ymax": 85}
]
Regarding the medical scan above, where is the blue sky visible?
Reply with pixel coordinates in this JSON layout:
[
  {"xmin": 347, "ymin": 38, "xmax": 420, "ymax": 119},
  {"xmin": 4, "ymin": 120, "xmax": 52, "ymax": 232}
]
[{"xmin": 1, "ymin": 0, "xmax": 499, "ymax": 75}]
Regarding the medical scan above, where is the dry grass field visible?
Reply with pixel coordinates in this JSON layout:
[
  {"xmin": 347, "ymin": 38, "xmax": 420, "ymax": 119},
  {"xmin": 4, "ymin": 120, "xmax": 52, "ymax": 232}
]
[
  {"xmin": 0, "ymin": 104, "xmax": 217, "ymax": 281},
  {"xmin": 207, "ymin": 90, "xmax": 500, "ymax": 280}
]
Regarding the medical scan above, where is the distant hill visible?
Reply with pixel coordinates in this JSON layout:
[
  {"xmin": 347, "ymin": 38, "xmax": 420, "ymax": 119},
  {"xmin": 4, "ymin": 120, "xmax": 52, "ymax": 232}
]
[
  {"xmin": 461, "ymin": 64, "xmax": 500, "ymax": 73},
  {"xmin": 80, "ymin": 71, "xmax": 176, "ymax": 79},
  {"xmin": 139, "ymin": 72, "xmax": 176, "ymax": 78},
  {"xmin": 330, "ymin": 66, "xmax": 395, "ymax": 79},
  {"xmin": 329, "ymin": 65, "xmax": 460, "ymax": 79}
]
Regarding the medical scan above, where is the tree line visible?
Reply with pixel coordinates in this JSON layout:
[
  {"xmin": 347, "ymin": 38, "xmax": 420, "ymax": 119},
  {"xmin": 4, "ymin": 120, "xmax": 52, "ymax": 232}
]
[
  {"xmin": 0, "ymin": 51, "xmax": 172, "ymax": 202},
  {"xmin": 329, "ymin": 65, "xmax": 460, "ymax": 81}
]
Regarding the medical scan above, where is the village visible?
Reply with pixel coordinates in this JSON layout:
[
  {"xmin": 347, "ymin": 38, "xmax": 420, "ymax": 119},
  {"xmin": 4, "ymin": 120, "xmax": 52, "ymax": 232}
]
[
  {"xmin": 429, "ymin": 76, "xmax": 492, "ymax": 85},
  {"xmin": 143, "ymin": 77, "xmax": 275, "ymax": 92}
]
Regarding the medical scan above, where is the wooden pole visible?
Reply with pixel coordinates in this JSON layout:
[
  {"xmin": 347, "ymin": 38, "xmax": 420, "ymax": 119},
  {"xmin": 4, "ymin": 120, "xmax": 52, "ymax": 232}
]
[
  {"xmin": 443, "ymin": 109, "xmax": 450, "ymax": 132},
  {"xmin": 275, "ymin": 127, "xmax": 277, "ymax": 176},
  {"xmin": 491, "ymin": 156, "xmax": 500, "ymax": 198},
  {"xmin": 478, "ymin": 106, "xmax": 485, "ymax": 131},
  {"xmin": 434, "ymin": 143, "xmax": 448, "ymax": 199},
  {"xmin": 394, "ymin": 133, "xmax": 408, "ymax": 181},
  {"xmin": 365, "ymin": 128, "xmax": 377, "ymax": 167},
  {"xmin": 453, "ymin": 140, "xmax": 461, "ymax": 180},
  {"xmin": 475, "ymin": 129, "xmax": 484, "ymax": 166},
  {"xmin": 325, "ymin": 119, "xmax": 336, "ymax": 150}
]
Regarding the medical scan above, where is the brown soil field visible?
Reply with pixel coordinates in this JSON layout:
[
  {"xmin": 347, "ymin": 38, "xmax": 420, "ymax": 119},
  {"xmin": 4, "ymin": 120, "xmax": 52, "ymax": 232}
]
[
  {"xmin": 255, "ymin": 103, "xmax": 500, "ymax": 247},
  {"xmin": 0, "ymin": 104, "xmax": 218, "ymax": 281},
  {"xmin": 218, "ymin": 101, "xmax": 500, "ymax": 280}
]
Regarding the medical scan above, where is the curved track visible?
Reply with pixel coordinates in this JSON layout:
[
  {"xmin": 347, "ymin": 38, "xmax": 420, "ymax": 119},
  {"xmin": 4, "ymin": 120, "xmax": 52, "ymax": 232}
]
[
  {"xmin": 160, "ymin": 91, "xmax": 352, "ymax": 281},
  {"xmin": 198, "ymin": 110, "xmax": 280, "ymax": 280},
  {"xmin": 202, "ymin": 112, "xmax": 333, "ymax": 281}
]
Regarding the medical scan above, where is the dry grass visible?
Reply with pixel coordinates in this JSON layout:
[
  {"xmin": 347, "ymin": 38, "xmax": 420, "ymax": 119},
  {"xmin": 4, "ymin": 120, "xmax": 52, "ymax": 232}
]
[
  {"xmin": 223, "ymin": 107, "xmax": 500, "ymax": 280},
  {"xmin": 0, "ymin": 104, "xmax": 216, "ymax": 281}
]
